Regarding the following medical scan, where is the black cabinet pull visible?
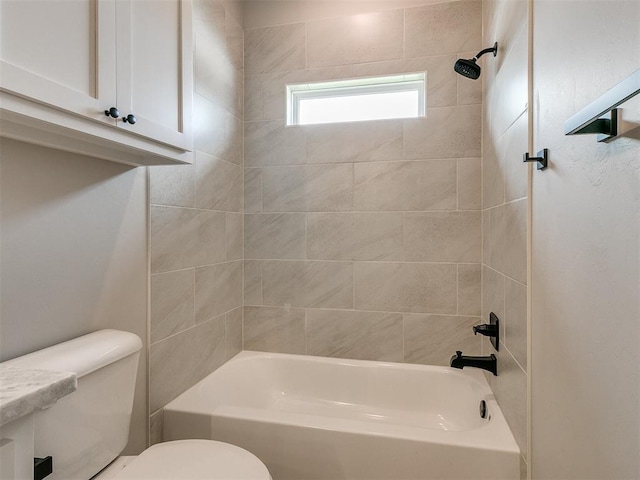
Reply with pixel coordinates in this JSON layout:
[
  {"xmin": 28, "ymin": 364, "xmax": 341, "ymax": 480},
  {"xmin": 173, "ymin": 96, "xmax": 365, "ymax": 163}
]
[
  {"xmin": 122, "ymin": 114, "xmax": 137, "ymax": 125},
  {"xmin": 104, "ymin": 107, "xmax": 120, "ymax": 118}
]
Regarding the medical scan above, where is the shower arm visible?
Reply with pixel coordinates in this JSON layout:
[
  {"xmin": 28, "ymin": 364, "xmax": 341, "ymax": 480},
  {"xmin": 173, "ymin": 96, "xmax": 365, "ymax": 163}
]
[{"xmin": 473, "ymin": 43, "xmax": 498, "ymax": 61}]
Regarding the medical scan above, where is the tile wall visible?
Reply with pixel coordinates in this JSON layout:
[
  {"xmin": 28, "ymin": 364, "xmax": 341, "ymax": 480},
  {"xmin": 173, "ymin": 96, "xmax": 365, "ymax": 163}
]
[
  {"xmin": 481, "ymin": 0, "xmax": 528, "ymax": 474},
  {"xmin": 243, "ymin": 0, "xmax": 484, "ymax": 366},
  {"xmin": 147, "ymin": 0, "xmax": 244, "ymax": 443}
]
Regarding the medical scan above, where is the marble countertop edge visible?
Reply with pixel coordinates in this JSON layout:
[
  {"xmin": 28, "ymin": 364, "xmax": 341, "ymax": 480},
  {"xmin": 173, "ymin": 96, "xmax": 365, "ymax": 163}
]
[{"xmin": 0, "ymin": 365, "xmax": 77, "ymax": 427}]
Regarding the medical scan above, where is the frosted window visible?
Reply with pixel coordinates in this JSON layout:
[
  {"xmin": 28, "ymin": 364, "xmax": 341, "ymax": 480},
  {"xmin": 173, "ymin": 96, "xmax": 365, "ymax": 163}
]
[{"xmin": 287, "ymin": 74, "xmax": 425, "ymax": 126}]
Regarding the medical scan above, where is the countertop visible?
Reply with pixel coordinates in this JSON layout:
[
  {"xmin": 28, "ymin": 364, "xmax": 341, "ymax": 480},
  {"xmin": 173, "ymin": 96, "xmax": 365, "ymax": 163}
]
[{"xmin": 0, "ymin": 365, "xmax": 77, "ymax": 427}]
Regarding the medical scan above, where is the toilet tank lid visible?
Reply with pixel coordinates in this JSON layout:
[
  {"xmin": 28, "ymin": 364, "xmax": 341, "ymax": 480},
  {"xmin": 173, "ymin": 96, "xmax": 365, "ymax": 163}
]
[{"xmin": 3, "ymin": 330, "xmax": 142, "ymax": 378}]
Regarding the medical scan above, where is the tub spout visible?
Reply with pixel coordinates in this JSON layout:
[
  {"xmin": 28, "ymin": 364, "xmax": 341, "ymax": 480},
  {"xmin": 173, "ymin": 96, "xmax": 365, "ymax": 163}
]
[{"xmin": 450, "ymin": 351, "xmax": 497, "ymax": 376}]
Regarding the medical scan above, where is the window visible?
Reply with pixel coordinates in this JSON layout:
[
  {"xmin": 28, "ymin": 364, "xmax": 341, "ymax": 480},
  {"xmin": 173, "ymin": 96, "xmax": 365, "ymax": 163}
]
[{"xmin": 286, "ymin": 73, "xmax": 426, "ymax": 126}]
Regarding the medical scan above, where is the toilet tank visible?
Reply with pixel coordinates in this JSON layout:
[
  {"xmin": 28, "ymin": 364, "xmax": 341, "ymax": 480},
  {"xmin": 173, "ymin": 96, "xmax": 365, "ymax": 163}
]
[{"xmin": 4, "ymin": 330, "xmax": 142, "ymax": 480}]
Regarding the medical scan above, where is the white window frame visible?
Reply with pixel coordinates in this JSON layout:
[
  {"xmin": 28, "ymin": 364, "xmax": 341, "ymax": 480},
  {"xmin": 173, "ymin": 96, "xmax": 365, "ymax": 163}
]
[{"xmin": 286, "ymin": 73, "xmax": 426, "ymax": 126}]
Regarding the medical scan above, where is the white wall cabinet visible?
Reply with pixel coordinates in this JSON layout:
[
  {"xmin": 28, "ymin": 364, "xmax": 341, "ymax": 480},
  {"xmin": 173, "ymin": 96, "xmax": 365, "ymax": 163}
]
[{"xmin": 0, "ymin": 0, "xmax": 193, "ymax": 166}]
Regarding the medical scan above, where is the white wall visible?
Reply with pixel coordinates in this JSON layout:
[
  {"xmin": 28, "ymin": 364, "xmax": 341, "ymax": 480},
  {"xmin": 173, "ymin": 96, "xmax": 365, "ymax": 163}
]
[
  {"xmin": 531, "ymin": 1, "xmax": 640, "ymax": 477},
  {"xmin": 0, "ymin": 139, "xmax": 148, "ymax": 453}
]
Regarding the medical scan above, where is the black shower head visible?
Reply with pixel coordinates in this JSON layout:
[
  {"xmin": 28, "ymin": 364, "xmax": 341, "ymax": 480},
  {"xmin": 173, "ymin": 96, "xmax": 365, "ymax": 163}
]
[
  {"xmin": 454, "ymin": 42, "xmax": 498, "ymax": 80},
  {"xmin": 454, "ymin": 58, "xmax": 481, "ymax": 79}
]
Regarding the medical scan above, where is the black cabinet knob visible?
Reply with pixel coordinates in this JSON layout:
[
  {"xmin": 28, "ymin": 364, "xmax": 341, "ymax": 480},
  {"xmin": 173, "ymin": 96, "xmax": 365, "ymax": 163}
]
[
  {"xmin": 122, "ymin": 114, "xmax": 137, "ymax": 125},
  {"xmin": 104, "ymin": 107, "xmax": 120, "ymax": 118}
]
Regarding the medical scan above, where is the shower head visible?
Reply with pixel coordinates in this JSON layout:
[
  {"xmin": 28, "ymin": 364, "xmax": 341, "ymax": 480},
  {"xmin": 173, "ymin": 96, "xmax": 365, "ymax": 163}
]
[
  {"xmin": 454, "ymin": 58, "xmax": 481, "ymax": 79},
  {"xmin": 454, "ymin": 42, "xmax": 498, "ymax": 80}
]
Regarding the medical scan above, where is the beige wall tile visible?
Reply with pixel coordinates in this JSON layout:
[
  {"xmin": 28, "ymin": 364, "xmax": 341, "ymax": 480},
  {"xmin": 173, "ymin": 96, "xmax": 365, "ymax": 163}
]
[
  {"xmin": 404, "ymin": 211, "xmax": 481, "ymax": 262},
  {"xmin": 263, "ymin": 164, "xmax": 353, "ymax": 212},
  {"xmin": 307, "ymin": 10, "xmax": 403, "ymax": 68},
  {"xmin": 150, "ymin": 206, "xmax": 226, "ymax": 274},
  {"xmin": 243, "ymin": 260, "xmax": 263, "ymax": 306},
  {"xmin": 225, "ymin": 306, "xmax": 243, "ymax": 359},
  {"xmin": 307, "ymin": 309, "xmax": 403, "ymax": 362},
  {"xmin": 306, "ymin": 120, "xmax": 403, "ymax": 164},
  {"xmin": 150, "ymin": 270, "xmax": 195, "ymax": 344},
  {"xmin": 149, "ymin": 409, "xmax": 163, "ymax": 445},
  {"xmin": 498, "ymin": 112, "xmax": 528, "ymax": 202},
  {"xmin": 195, "ymin": 152, "xmax": 242, "ymax": 212},
  {"xmin": 245, "ymin": 23, "xmax": 306, "ymax": 74},
  {"xmin": 243, "ymin": 306, "xmax": 306, "ymax": 354},
  {"xmin": 458, "ymin": 264, "xmax": 481, "ymax": 316},
  {"xmin": 148, "ymin": 0, "xmax": 245, "ymax": 444},
  {"xmin": 355, "ymin": 262, "xmax": 457, "ymax": 313},
  {"xmin": 245, "ymin": 121, "xmax": 307, "ymax": 166},
  {"xmin": 194, "ymin": 93, "xmax": 242, "ymax": 165},
  {"xmin": 485, "ymin": 0, "xmax": 527, "ymax": 63},
  {"xmin": 520, "ymin": 455, "xmax": 528, "ymax": 480},
  {"xmin": 195, "ymin": 32, "xmax": 243, "ymax": 117},
  {"xmin": 225, "ymin": 10, "xmax": 244, "ymax": 73},
  {"xmin": 505, "ymin": 278, "xmax": 527, "ymax": 370},
  {"xmin": 458, "ymin": 157, "xmax": 482, "ymax": 210},
  {"xmin": 482, "ymin": 208, "xmax": 492, "ymax": 266},
  {"xmin": 193, "ymin": 0, "xmax": 225, "ymax": 70},
  {"xmin": 404, "ymin": 314, "xmax": 481, "ymax": 366},
  {"xmin": 483, "ymin": 0, "xmax": 528, "ymax": 466},
  {"xmin": 420, "ymin": 55, "xmax": 459, "ymax": 108},
  {"xmin": 245, "ymin": 213, "xmax": 306, "ymax": 259},
  {"xmin": 244, "ymin": 168, "xmax": 262, "ymax": 213},
  {"xmin": 404, "ymin": 105, "xmax": 482, "ymax": 159},
  {"xmin": 225, "ymin": 212, "xmax": 243, "ymax": 261},
  {"xmin": 150, "ymin": 315, "xmax": 226, "ymax": 412},
  {"xmin": 482, "ymin": 145, "xmax": 504, "ymax": 209},
  {"xmin": 405, "ymin": 1, "xmax": 482, "ymax": 58},
  {"xmin": 488, "ymin": 25, "xmax": 528, "ymax": 140},
  {"xmin": 482, "ymin": 265, "xmax": 505, "ymax": 329},
  {"xmin": 262, "ymin": 260, "xmax": 353, "ymax": 308},
  {"xmin": 195, "ymin": 261, "xmax": 243, "ymax": 322},
  {"xmin": 485, "ymin": 339, "xmax": 527, "ymax": 456},
  {"xmin": 244, "ymin": 74, "xmax": 264, "ymax": 122},
  {"xmin": 194, "ymin": 90, "xmax": 224, "ymax": 148},
  {"xmin": 457, "ymin": 66, "xmax": 483, "ymax": 105},
  {"xmin": 307, "ymin": 213, "xmax": 403, "ymax": 261},
  {"xmin": 150, "ymin": 165, "xmax": 195, "ymax": 208},
  {"xmin": 500, "ymin": 199, "xmax": 527, "ymax": 283},
  {"xmin": 483, "ymin": 204, "xmax": 507, "ymax": 274},
  {"xmin": 227, "ymin": 113, "xmax": 243, "ymax": 167},
  {"xmin": 354, "ymin": 160, "xmax": 456, "ymax": 211}
]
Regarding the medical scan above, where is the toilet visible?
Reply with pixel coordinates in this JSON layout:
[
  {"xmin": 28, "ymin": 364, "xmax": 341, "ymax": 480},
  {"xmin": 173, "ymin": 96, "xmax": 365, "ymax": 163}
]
[{"xmin": 4, "ymin": 330, "xmax": 272, "ymax": 480}]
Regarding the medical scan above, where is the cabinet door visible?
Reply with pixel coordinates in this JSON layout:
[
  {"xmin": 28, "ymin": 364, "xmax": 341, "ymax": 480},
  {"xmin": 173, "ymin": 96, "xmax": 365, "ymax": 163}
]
[
  {"xmin": 115, "ymin": 0, "xmax": 193, "ymax": 151},
  {"xmin": 0, "ymin": 0, "xmax": 117, "ymax": 125}
]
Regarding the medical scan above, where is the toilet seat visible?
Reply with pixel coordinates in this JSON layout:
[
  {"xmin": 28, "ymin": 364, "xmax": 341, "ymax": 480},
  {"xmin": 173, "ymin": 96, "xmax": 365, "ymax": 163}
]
[{"xmin": 111, "ymin": 440, "xmax": 272, "ymax": 480}]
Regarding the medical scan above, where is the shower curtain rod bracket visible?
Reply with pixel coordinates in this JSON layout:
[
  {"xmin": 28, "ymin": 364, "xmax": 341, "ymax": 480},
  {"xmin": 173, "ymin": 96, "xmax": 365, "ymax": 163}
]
[{"xmin": 523, "ymin": 149, "xmax": 548, "ymax": 171}]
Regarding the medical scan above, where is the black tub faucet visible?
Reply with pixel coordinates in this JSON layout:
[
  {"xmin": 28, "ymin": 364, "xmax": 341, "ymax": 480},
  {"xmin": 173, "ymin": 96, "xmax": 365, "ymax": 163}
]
[
  {"xmin": 473, "ymin": 312, "xmax": 500, "ymax": 351},
  {"xmin": 450, "ymin": 351, "xmax": 498, "ymax": 376},
  {"xmin": 473, "ymin": 323, "xmax": 498, "ymax": 337}
]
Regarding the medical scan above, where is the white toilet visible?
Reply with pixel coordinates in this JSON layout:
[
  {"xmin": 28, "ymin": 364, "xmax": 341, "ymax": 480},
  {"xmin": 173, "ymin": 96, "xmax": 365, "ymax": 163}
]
[{"xmin": 4, "ymin": 330, "xmax": 272, "ymax": 480}]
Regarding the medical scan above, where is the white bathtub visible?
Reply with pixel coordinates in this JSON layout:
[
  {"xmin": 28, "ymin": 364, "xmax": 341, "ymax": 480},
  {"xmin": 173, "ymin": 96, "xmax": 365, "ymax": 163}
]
[{"xmin": 163, "ymin": 351, "xmax": 520, "ymax": 480}]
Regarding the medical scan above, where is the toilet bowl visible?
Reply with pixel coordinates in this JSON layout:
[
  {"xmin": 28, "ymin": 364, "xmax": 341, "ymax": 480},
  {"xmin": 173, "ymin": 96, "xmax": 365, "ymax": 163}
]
[
  {"xmin": 95, "ymin": 440, "xmax": 271, "ymax": 480},
  {"xmin": 4, "ymin": 330, "xmax": 271, "ymax": 480}
]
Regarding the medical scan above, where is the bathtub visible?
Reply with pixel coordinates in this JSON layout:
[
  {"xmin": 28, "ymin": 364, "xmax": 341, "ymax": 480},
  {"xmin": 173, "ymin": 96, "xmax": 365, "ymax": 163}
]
[{"xmin": 163, "ymin": 352, "xmax": 520, "ymax": 480}]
